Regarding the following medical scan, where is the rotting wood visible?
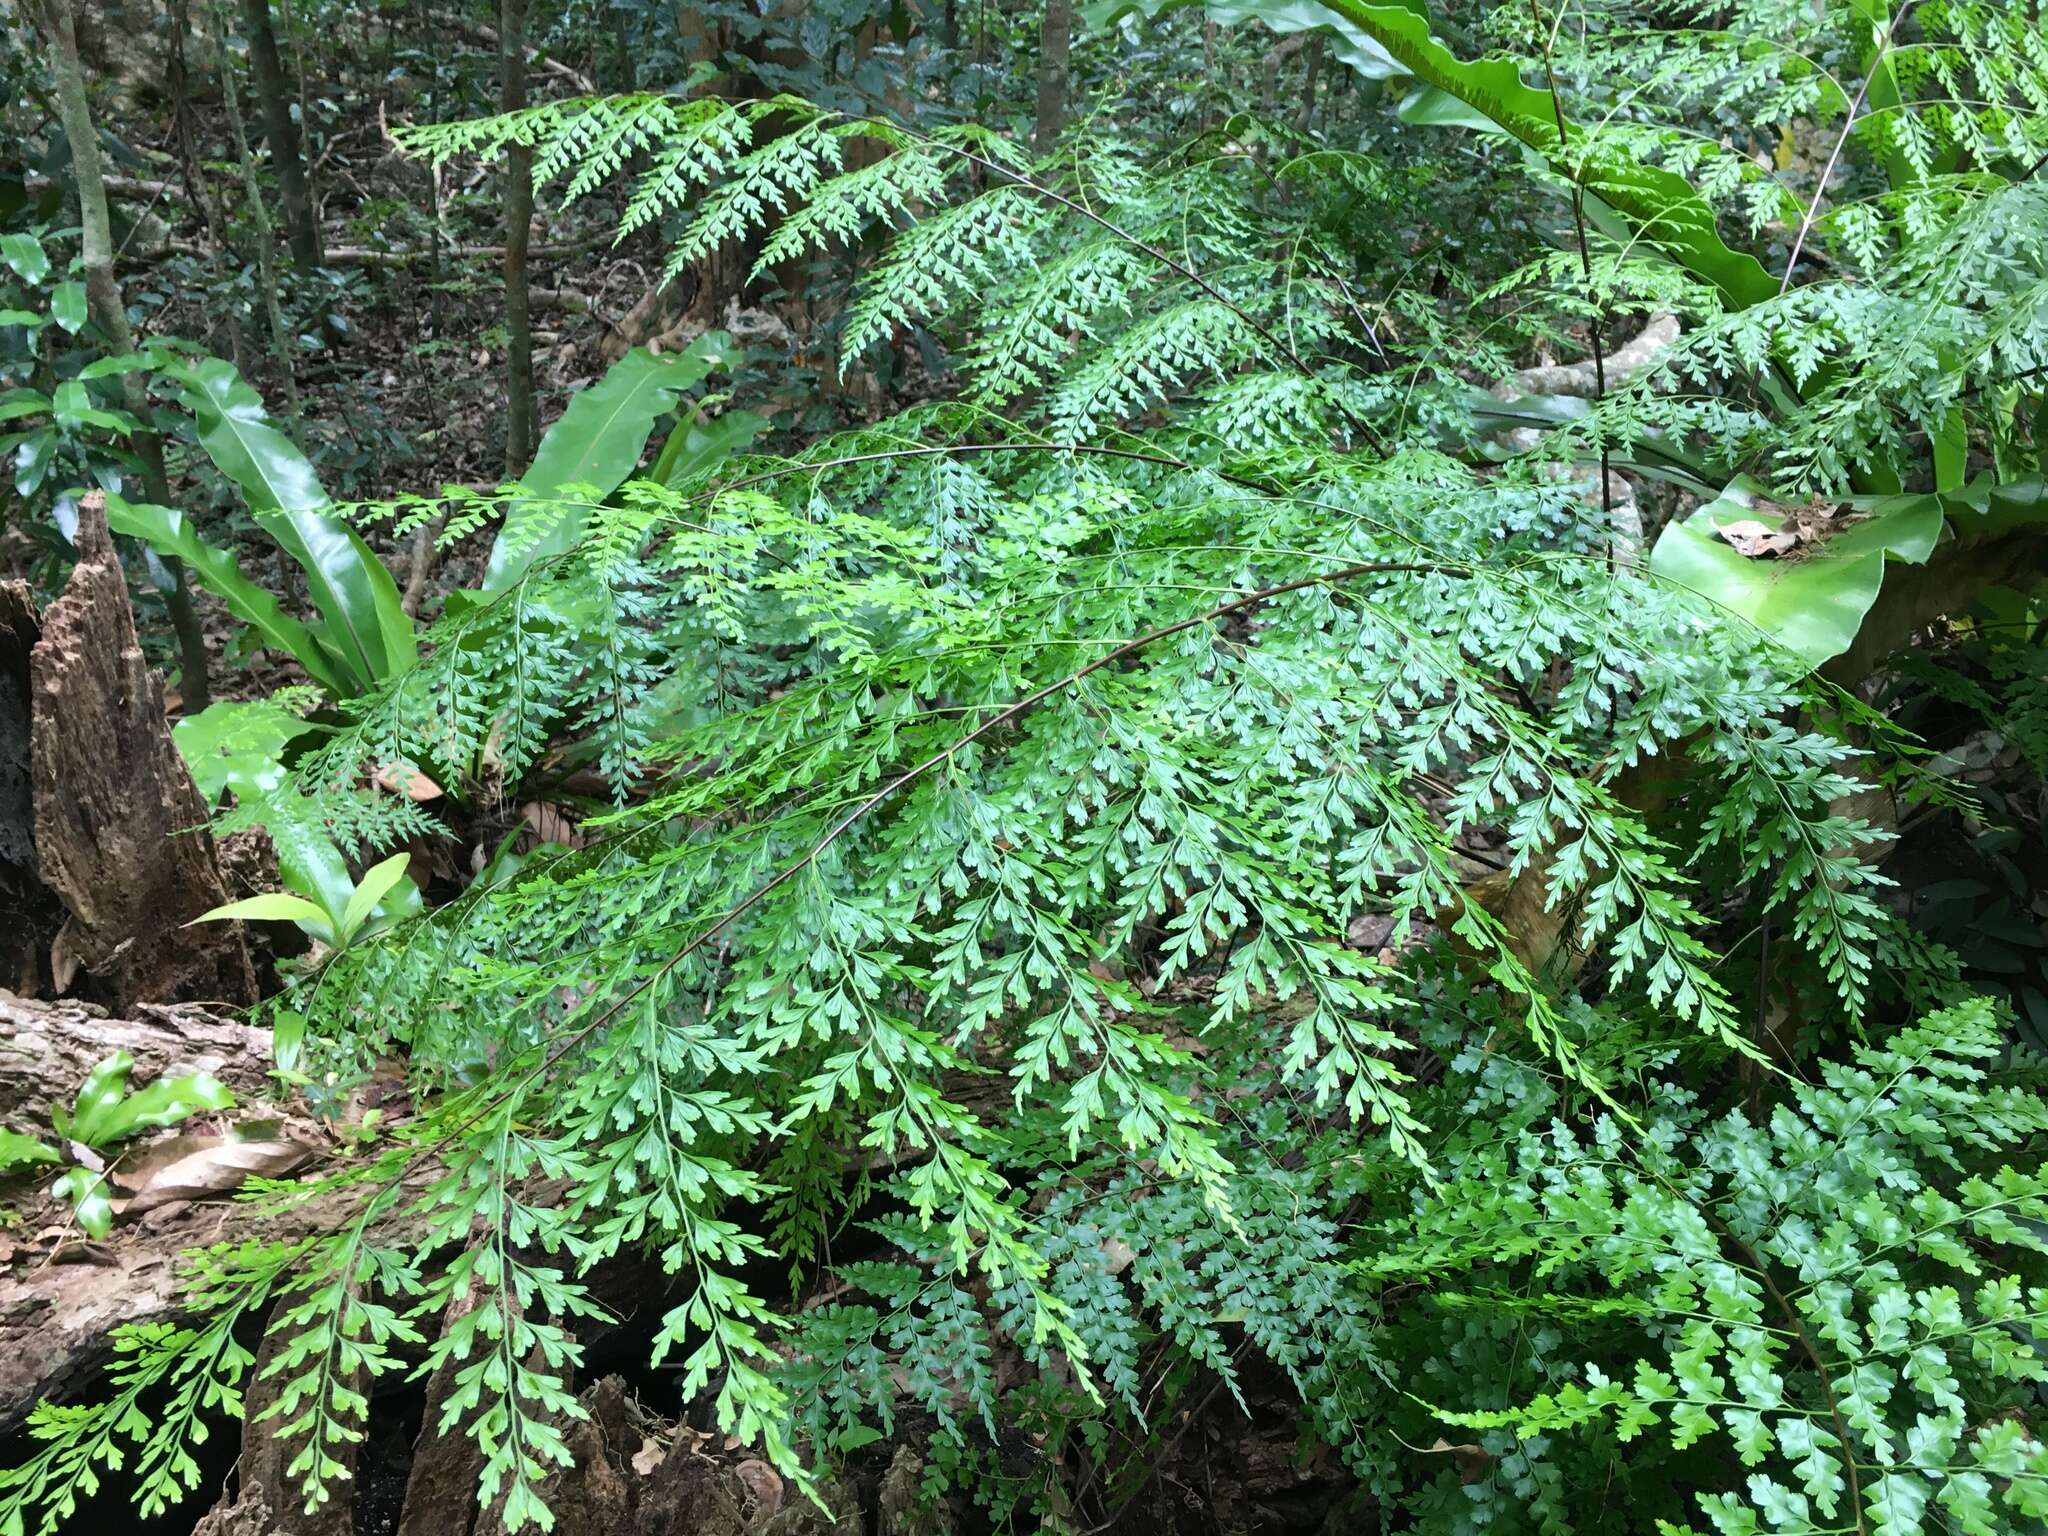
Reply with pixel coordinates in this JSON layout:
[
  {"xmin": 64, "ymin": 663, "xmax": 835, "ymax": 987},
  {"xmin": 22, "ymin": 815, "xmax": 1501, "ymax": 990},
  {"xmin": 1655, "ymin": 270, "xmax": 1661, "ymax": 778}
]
[{"xmin": 25, "ymin": 492, "xmax": 255, "ymax": 1011}]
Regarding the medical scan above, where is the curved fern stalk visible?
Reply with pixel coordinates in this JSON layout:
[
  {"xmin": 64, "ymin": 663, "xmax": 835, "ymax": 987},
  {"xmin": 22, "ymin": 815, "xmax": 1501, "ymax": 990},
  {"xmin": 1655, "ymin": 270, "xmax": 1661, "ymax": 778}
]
[
  {"xmin": 103, "ymin": 430, "xmax": 1907, "ymax": 1534},
  {"xmin": 0, "ymin": 1226, "xmax": 338, "ymax": 1536},
  {"xmin": 252, "ymin": 1192, "xmax": 424, "ymax": 1516}
]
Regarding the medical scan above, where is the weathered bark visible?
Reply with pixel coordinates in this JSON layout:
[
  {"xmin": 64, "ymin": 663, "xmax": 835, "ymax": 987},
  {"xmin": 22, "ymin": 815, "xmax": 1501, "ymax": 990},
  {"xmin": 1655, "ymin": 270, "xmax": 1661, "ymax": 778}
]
[
  {"xmin": 1033, "ymin": 0, "xmax": 1074, "ymax": 149},
  {"xmin": 169, "ymin": 0, "xmax": 253, "ymax": 374},
  {"xmin": 0, "ymin": 591, "xmax": 56, "ymax": 995},
  {"xmin": 42, "ymin": 0, "xmax": 213, "ymax": 709},
  {"xmin": 0, "ymin": 989, "xmax": 273, "ymax": 1123},
  {"xmin": 501, "ymin": 0, "xmax": 538, "ymax": 473},
  {"xmin": 238, "ymin": 0, "xmax": 323, "ymax": 268},
  {"xmin": 25, "ymin": 493, "xmax": 257, "ymax": 1011}
]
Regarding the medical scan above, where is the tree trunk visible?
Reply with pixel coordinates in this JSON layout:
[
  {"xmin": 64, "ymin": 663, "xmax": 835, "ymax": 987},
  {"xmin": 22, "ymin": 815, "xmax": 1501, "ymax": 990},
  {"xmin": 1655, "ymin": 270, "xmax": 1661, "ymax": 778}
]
[
  {"xmin": 500, "ymin": 0, "xmax": 537, "ymax": 474},
  {"xmin": 168, "ymin": 0, "xmax": 252, "ymax": 374},
  {"xmin": 1033, "ymin": 0, "xmax": 1073, "ymax": 150},
  {"xmin": 1293, "ymin": 35, "xmax": 1324, "ymax": 135},
  {"xmin": 217, "ymin": 2, "xmax": 307, "ymax": 430},
  {"xmin": 238, "ymin": 0, "xmax": 323, "ymax": 268},
  {"xmin": 41, "ymin": 0, "xmax": 212, "ymax": 712}
]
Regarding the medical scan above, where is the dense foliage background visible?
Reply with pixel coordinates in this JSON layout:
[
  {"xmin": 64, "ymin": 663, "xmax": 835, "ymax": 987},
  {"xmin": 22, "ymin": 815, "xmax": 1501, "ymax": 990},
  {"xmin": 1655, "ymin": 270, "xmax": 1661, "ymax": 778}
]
[{"xmin": 1, "ymin": 0, "xmax": 2046, "ymax": 1532}]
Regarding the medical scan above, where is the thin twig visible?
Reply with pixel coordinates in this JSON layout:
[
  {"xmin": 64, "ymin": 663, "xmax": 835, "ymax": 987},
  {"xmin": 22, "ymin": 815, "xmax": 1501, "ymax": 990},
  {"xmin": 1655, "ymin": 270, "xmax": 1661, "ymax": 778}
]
[{"xmin": 1779, "ymin": 0, "xmax": 1918, "ymax": 296}]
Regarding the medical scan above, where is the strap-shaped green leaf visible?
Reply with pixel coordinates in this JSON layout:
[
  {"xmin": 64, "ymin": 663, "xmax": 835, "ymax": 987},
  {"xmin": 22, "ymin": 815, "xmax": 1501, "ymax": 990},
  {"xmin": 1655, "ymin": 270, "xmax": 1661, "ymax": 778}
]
[
  {"xmin": 105, "ymin": 493, "xmax": 351, "ymax": 696},
  {"xmin": 170, "ymin": 356, "xmax": 415, "ymax": 690},
  {"xmin": 192, "ymin": 891, "xmax": 336, "ymax": 939},
  {"xmin": 340, "ymin": 851, "xmax": 415, "ymax": 941},
  {"xmin": 483, "ymin": 335, "xmax": 740, "ymax": 590},
  {"xmin": 1649, "ymin": 481, "xmax": 1943, "ymax": 667},
  {"xmin": 1092, "ymin": 0, "xmax": 1780, "ymax": 310},
  {"xmin": 61, "ymin": 1051, "xmax": 228, "ymax": 1151},
  {"xmin": 649, "ymin": 407, "xmax": 768, "ymax": 489},
  {"xmin": 0, "ymin": 1129, "xmax": 60, "ymax": 1171}
]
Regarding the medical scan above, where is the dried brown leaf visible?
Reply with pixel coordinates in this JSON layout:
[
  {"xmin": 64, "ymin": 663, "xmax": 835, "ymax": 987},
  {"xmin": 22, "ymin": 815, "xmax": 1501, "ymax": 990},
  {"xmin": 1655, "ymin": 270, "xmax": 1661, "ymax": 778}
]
[
  {"xmin": 375, "ymin": 761, "xmax": 444, "ymax": 802},
  {"xmin": 114, "ymin": 1135, "xmax": 316, "ymax": 1216},
  {"xmin": 1711, "ymin": 517, "xmax": 1802, "ymax": 558}
]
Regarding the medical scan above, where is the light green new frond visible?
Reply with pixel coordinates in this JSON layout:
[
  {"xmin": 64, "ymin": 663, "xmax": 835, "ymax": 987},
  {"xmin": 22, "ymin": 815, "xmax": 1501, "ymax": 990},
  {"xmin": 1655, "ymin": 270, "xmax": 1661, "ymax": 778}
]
[
  {"xmin": 617, "ymin": 101, "xmax": 755, "ymax": 239},
  {"xmin": 839, "ymin": 187, "xmax": 1037, "ymax": 364},
  {"xmin": 666, "ymin": 116, "xmax": 844, "ymax": 284},
  {"xmin": 1048, "ymin": 299, "xmax": 1256, "ymax": 440},
  {"xmin": 752, "ymin": 142, "xmax": 952, "ymax": 277}
]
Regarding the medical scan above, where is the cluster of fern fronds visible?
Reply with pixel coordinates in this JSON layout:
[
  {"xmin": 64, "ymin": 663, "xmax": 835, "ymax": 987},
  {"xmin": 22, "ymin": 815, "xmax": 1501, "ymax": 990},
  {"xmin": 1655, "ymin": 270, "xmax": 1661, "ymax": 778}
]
[{"xmin": 6, "ymin": 4, "xmax": 2048, "ymax": 1534}]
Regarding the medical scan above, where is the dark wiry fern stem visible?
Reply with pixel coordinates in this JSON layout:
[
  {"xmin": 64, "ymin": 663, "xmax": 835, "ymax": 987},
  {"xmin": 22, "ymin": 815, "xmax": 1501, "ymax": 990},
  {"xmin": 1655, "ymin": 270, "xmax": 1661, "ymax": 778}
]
[{"xmin": 1527, "ymin": 0, "xmax": 1612, "ymax": 532}]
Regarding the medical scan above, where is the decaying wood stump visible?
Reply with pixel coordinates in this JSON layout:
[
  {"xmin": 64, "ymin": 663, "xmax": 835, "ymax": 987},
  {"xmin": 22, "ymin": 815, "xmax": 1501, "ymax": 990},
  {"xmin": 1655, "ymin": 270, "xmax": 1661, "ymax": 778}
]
[
  {"xmin": 0, "ymin": 586, "xmax": 56, "ymax": 995},
  {"xmin": 9, "ymin": 489, "xmax": 255, "ymax": 1009}
]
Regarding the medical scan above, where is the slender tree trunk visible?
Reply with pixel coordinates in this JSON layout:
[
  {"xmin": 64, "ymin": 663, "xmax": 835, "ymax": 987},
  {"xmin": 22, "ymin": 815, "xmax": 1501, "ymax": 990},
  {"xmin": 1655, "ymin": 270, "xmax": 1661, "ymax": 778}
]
[
  {"xmin": 500, "ymin": 0, "xmax": 537, "ymax": 474},
  {"xmin": 41, "ymin": 0, "xmax": 211, "ymax": 710},
  {"xmin": 276, "ymin": 0, "xmax": 322, "ymax": 236},
  {"xmin": 238, "ymin": 0, "xmax": 322, "ymax": 268},
  {"xmin": 1294, "ymin": 36, "xmax": 1324, "ymax": 135},
  {"xmin": 217, "ymin": 2, "xmax": 306, "ymax": 432},
  {"xmin": 1033, "ymin": 0, "xmax": 1073, "ymax": 151},
  {"xmin": 168, "ymin": 0, "xmax": 250, "ymax": 374}
]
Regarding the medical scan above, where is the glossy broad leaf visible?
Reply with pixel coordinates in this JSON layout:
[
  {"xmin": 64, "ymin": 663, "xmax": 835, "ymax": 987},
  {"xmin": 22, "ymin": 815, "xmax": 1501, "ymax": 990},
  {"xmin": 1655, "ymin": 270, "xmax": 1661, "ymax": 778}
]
[
  {"xmin": 66, "ymin": 1051, "xmax": 233, "ymax": 1148},
  {"xmin": 1085, "ymin": 0, "xmax": 1407, "ymax": 77},
  {"xmin": 50, "ymin": 382, "xmax": 133, "ymax": 436},
  {"xmin": 483, "ymin": 335, "xmax": 741, "ymax": 590},
  {"xmin": 173, "ymin": 697, "xmax": 322, "ymax": 803},
  {"xmin": 50, "ymin": 1166, "xmax": 115, "ymax": 1240},
  {"xmin": 0, "ymin": 232, "xmax": 48, "ymax": 284},
  {"xmin": 192, "ymin": 890, "xmax": 337, "ymax": 941},
  {"xmin": 339, "ymin": 851, "xmax": 414, "ymax": 941},
  {"xmin": 0, "ymin": 389, "xmax": 49, "ymax": 425},
  {"xmin": 650, "ymin": 407, "xmax": 769, "ymax": 489},
  {"xmin": 0, "ymin": 1129, "xmax": 60, "ymax": 1171},
  {"xmin": 1649, "ymin": 481, "xmax": 1943, "ymax": 667},
  {"xmin": 105, "ymin": 494, "xmax": 350, "ymax": 696},
  {"xmin": 48, "ymin": 282, "xmax": 86, "ymax": 334},
  {"xmin": 171, "ymin": 357, "xmax": 415, "ymax": 690}
]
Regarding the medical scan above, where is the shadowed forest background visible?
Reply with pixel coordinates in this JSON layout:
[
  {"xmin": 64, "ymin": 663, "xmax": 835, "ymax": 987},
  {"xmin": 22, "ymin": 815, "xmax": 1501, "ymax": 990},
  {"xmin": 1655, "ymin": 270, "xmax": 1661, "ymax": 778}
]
[{"xmin": 1, "ymin": 1, "xmax": 2047, "ymax": 1532}]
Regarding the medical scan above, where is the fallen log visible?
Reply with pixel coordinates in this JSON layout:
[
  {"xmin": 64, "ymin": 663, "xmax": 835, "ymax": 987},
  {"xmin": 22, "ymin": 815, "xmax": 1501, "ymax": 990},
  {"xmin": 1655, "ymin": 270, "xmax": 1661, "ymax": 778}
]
[
  {"xmin": 0, "ymin": 989, "xmax": 273, "ymax": 1122},
  {"xmin": 0, "ymin": 992, "xmax": 283, "ymax": 1427}
]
